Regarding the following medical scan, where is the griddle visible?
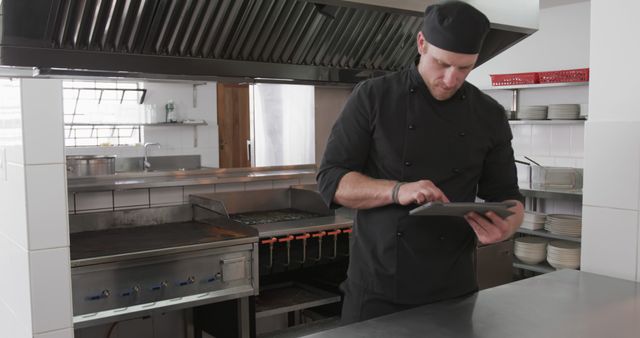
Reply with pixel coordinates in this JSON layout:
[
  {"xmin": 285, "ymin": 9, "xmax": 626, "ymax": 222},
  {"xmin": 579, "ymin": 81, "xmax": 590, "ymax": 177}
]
[{"xmin": 70, "ymin": 218, "xmax": 256, "ymax": 262}]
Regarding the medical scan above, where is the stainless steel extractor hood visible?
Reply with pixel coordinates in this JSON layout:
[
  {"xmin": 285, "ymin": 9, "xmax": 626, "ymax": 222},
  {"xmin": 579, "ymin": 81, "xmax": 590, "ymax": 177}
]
[{"xmin": 0, "ymin": 0, "xmax": 537, "ymax": 84}]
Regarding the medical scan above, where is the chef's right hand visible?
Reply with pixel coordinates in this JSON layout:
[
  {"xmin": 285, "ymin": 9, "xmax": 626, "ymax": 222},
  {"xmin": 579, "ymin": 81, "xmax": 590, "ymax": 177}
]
[{"xmin": 397, "ymin": 180, "xmax": 450, "ymax": 205}]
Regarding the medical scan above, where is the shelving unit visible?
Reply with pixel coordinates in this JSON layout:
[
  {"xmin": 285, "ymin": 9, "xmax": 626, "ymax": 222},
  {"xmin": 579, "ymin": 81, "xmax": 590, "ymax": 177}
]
[
  {"xmin": 481, "ymin": 81, "xmax": 588, "ymax": 91},
  {"xmin": 516, "ymin": 228, "xmax": 581, "ymax": 243},
  {"xmin": 488, "ymin": 81, "xmax": 589, "ymax": 278},
  {"xmin": 64, "ymin": 121, "xmax": 208, "ymax": 147},
  {"xmin": 255, "ymin": 283, "xmax": 341, "ymax": 319},
  {"xmin": 482, "ymin": 81, "xmax": 588, "ymax": 112}
]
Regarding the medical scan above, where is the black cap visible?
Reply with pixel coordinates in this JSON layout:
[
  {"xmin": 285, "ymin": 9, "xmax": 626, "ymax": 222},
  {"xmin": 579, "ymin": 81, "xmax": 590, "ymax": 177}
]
[{"xmin": 421, "ymin": 1, "xmax": 490, "ymax": 54}]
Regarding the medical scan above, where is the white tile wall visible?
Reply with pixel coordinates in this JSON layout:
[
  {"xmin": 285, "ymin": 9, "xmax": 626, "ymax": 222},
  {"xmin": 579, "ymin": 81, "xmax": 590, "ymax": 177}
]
[
  {"xmin": 21, "ymin": 79, "xmax": 64, "ymax": 166},
  {"xmin": 0, "ymin": 300, "xmax": 32, "ymax": 338},
  {"xmin": 583, "ymin": 121, "xmax": 640, "ymax": 211},
  {"xmin": 215, "ymin": 182, "xmax": 245, "ymax": 193},
  {"xmin": 29, "ymin": 248, "xmax": 73, "ymax": 334},
  {"xmin": 75, "ymin": 191, "xmax": 113, "ymax": 213},
  {"xmin": 511, "ymin": 124, "xmax": 533, "ymax": 154},
  {"xmin": 34, "ymin": 328, "xmax": 74, "ymax": 338},
  {"xmin": 183, "ymin": 185, "xmax": 215, "ymax": 202},
  {"xmin": 530, "ymin": 125, "xmax": 549, "ymax": 156},
  {"xmin": 0, "ymin": 234, "xmax": 32, "ymax": 336},
  {"xmin": 25, "ymin": 164, "xmax": 69, "ymax": 250},
  {"xmin": 549, "ymin": 125, "xmax": 572, "ymax": 157},
  {"xmin": 0, "ymin": 163, "xmax": 28, "ymax": 248},
  {"xmin": 570, "ymin": 125, "xmax": 585, "ymax": 158},
  {"xmin": 581, "ymin": 205, "xmax": 638, "ymax": 281},
  {"xmin": 149, "ymin": 187, "xmax": 184, "ymax": 206},
  {"xmin": 245, "ymin": 180, "xmax": 273, "ymax": 191},
  {"xmin": 114, "ymin": 189, "xmax": 150, "ymax": 209}
]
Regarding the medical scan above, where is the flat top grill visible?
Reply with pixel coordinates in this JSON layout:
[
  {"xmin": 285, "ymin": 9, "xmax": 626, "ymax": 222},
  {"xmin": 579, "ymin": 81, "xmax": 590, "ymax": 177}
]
[
  {"xmin": 70, "ymin": 218, "xmax": 255, "ymax": 262},
  {"xmin": 230, "ymin": 209, "xmax": 324, "ymax": 226}
]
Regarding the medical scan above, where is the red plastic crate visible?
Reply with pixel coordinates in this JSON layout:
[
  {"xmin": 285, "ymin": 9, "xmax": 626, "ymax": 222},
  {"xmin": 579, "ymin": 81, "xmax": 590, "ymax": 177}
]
[
  {"xmin": 538, "ymin": 68, "xmax": 589, "ymax": 83},
  {"xmin": 490, "ymin": 72, "xmax": 539, "ymax": 86}
]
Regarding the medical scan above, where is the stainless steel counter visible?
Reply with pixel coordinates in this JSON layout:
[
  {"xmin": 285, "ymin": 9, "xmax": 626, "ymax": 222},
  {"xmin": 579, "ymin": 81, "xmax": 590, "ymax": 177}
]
[
  {"xmin": 67, "ymin": 165, "xmax": 316, "ymax": 192},
  {"xmin": 303, "ymin": 270, "xmax": 640, "ymax": 338}
]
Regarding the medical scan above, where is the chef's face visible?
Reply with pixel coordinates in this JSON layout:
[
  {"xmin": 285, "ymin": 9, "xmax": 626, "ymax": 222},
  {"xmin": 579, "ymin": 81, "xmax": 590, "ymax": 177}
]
[{"xmin": 416, "ymin": 31, "xmax": 478, "ymax": 101}]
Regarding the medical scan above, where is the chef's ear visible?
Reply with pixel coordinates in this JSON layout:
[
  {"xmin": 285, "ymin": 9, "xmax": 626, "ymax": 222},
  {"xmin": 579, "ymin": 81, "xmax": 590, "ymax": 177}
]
[{"xmin": 417, "ymin": 31, "xmax": 429, "ymax": 55}]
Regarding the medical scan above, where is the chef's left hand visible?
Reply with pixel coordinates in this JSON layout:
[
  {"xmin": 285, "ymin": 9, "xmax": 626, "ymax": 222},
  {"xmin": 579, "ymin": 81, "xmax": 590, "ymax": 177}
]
[{"xmin": 464, "ymin": 200, "xmax": 524, "ymax": 244}]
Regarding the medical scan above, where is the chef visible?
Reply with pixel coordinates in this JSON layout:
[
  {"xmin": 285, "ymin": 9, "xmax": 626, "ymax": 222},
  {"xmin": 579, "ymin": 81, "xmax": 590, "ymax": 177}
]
[{"xmin": 317, "ymin": 1, "xmax": 525, "ymax": 323}]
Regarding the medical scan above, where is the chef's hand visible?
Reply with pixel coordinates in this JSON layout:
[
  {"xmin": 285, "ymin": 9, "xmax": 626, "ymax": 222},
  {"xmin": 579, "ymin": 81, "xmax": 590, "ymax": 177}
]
[
  {"xmin": 464, "ymin": 200, "xmax": 524, "ymax": 244},
  {"xmin": 397, "ymin": 180, "xmax": 450, "ymax": 206}
]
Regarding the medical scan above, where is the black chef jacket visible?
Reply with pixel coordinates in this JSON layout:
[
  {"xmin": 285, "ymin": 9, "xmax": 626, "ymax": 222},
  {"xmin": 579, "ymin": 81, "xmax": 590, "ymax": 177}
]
[{"xmin": 317, "ymin": 63, "xmax": 523, "ymax": 305}]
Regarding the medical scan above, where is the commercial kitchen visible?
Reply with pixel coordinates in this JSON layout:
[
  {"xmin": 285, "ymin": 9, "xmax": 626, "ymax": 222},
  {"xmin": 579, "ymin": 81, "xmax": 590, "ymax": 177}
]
[{"xmin": 0, "ymin": 0, "xmax": 638, "ymax": 338}]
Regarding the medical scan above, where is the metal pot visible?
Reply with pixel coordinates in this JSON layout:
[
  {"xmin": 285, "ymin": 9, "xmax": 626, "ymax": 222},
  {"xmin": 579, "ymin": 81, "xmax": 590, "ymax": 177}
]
[{"xmin": 66, "ymin": 155, "xmax": 116, "ymax": 177}]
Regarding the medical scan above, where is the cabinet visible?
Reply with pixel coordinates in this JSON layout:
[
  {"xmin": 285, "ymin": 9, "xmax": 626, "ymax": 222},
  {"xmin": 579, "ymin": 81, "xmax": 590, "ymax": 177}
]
[{"xmin": 483, "ymin": 81, "xmax": 587, "ymax": 276}]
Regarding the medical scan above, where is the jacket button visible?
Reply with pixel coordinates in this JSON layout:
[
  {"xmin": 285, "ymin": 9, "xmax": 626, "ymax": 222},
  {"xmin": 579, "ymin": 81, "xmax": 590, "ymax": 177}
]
[
  {"xmin": 404, "ymin": 161, "xmax": 412, "ymax": 167},
  {"xmin": 409, "ymin": 88, "xmax": 416, "ymax": 93},
  {"xmin": 397, "ymin": 231, "xmax": 404, "ymax": 237},
  {"xmin": 452, "ymin": 168, "xmax": 461, "ymax": 174},
  {"xmin": 440, "ymin": 236, "xmax": 445, "ymax": 241},
  {"xmin": 408, "ymin": 124, "xmax": 415, "ymax": 130},
  {"xmin": 460, "ymin": 94, "xmax": 466, "ymax": 100},
  {"xmin": 459, "ymin": 132, "xmax": 466, "ymax": 137}
]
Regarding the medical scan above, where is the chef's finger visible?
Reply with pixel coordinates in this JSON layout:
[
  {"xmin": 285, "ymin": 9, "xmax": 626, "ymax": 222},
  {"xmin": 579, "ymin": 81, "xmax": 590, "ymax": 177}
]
[
  {"xmin": 466, "ymin": 215, "xmax": 489, "ymax": 241},
  {"xmin": 484, "ymin": 211, "xmax": 511, "ymax": 232}
]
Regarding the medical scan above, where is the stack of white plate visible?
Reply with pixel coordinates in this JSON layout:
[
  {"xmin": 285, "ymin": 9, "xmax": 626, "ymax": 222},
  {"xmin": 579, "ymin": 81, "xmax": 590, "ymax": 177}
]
[
  {"xmin": 547, "ymin": 104, "xmax": 580, "ymax": 120},
  {"xmin": 516, "ymin": 105, "xmax": 548, "ymax": 120},
  {"xmin": 547, "ymin": 240, "xmax": 581, "ymax": 269},
  {"xmin": 520, "ymin": 211, "xmax": 546, "ymax": 230},
  {"xmin": 514, "ymin": 236, "xmax": 548, "ymax": 264},
  {"xmin": 544, "ymin": 214, "xmax": 582, "ymax": 237}
]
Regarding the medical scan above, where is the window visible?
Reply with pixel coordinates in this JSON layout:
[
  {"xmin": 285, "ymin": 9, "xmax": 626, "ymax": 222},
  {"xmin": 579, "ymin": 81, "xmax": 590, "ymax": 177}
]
[
  {"xmin": 252, "ymin": 83, "xmax": 315, "ymax": 167},
  {"xmin": 63, "ymin": 80, "xmax": 146, "ymax": 147}
]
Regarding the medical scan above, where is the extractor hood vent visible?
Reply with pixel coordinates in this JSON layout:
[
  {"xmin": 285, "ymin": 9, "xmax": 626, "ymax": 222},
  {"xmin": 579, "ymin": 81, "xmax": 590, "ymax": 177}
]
[{"xmin": 0, "ymin": 0, "xmax": 537, "ymax": 84}]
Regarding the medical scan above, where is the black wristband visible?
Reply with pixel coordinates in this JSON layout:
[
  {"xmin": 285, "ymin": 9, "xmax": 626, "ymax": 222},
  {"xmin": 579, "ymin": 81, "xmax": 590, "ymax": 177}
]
[{"xmin": 391, "ymin": 182, "xmax": 405, "ymax": 204}]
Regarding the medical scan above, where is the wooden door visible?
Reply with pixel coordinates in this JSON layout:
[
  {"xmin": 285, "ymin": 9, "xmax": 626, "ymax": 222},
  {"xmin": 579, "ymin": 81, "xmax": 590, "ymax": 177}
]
[{"xmin": 217, "ymin": 83, "xmax": 251, "ymax": 168}]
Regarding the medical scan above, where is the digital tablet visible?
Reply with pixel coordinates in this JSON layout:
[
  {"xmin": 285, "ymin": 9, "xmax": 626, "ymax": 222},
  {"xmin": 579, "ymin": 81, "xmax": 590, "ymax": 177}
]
[{"xmin": 409, "ymin": 201, "xmax": 516, "ymax": 219}]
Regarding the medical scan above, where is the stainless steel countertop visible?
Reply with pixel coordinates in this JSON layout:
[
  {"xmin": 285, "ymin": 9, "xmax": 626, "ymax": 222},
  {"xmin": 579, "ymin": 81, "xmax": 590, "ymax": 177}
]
[
  {"xmin": 67, "ymin": 165, "xmax": 316, "ymax": 192},
  {"xmin": 303, "ymin": 270, "xmax": 640, "ymax": 338},
  {"xmin": 251, "ymin": 215, "xmax": 353, "ymax": 238}
]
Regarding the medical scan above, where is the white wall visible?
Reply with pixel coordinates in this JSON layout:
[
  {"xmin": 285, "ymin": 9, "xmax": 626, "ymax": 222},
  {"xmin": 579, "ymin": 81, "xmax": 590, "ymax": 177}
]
[
  {"xmin": 581, "ymin": 0, "xmax": 640, "ymax": 282},
  {"xmin": 0, "ymin": 78, "xmax": 74, "ymax": 338},
  {"xmin": 65, "ymin": 82, "xmax": 220, "ymax": 168},
  {"xmin": 467, "ymin": 1, "xmax": 590, "ymax": 88}
]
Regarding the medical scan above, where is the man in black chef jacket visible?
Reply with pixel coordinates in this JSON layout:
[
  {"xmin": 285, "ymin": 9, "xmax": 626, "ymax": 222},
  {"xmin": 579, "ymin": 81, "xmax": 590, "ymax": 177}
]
[{"xmin": 317, "ymin": 1, "xmax": 525, "ymax": 323}]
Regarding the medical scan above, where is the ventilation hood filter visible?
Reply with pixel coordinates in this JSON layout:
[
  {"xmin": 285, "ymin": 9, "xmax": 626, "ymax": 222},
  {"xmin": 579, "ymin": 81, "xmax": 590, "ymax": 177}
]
[{"xmin": 0, "ymin": 0, "xmax": 538, "ymax": 84}]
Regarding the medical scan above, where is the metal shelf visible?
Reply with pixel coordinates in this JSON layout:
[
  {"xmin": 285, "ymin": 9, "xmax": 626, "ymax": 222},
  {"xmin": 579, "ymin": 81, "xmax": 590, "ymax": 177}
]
[
  {"xmin": 64, "ymin": 121, "xmax": 207, "ymax": 127},
  {"xmin": 520, "ymin": 187, "xmax": 582, "ymax": 201},
  {"xmin": 512, "ymin": 258, "xmax": 556, "ymax": 274},
  {"xmin": 516, "ymin": 228, "xmax": 581, "ymax": 243},
  {"xmin": 482, "ymin": 82, "xmax": 589, "ymax": 90},
  {"xmin": 509, "ymin": 120, "xmax": 586, "ymax": 125},
  {"xmin": 255, "ymin": 283, "xmax": 341, "ymax": 319}
]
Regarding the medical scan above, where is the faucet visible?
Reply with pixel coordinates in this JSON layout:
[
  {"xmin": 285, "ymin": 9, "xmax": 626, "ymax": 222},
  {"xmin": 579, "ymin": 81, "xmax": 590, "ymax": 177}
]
[{"xmin": 143, "ymin": 142, "xmax": 161, "ymax": 171}]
